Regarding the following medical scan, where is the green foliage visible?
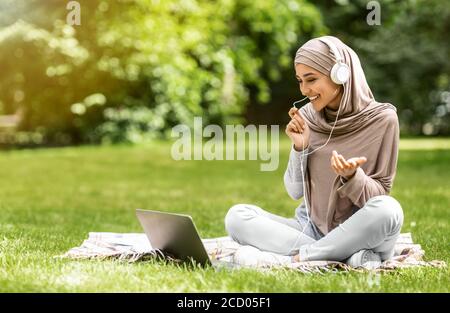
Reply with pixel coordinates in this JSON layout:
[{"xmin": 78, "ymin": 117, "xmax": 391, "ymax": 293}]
[
  {"xmin": 314, "ymin": 0, "xmax": 450, "ymax": 135},
  {"xmin": 0, "ymin": 19, "xmax": 89, "ymax": 143},
  {"xmin": 89, "ymin": 0, "xmax": 325, "ymax": 143},
  {"xmin": 0, "ymin": 0, "xmax": 324, "ymax": 145},
  {"xmin": 359, "ymin": 0, "xmax": 450, "ymax": 135},
  {"xmin": 2, "ymin": 0, "xmax": 447, "ymax": 144}
]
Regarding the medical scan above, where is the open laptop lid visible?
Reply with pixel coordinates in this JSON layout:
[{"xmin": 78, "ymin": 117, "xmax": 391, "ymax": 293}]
[{"xmin": 136, "ymin": 209, "xmax": 211, "ymax": 267}]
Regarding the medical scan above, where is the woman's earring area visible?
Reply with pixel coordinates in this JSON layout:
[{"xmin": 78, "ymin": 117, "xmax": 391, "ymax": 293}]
[{"xmin": 332, "ymin": 86, "xmax": 342, "ymax": 98}]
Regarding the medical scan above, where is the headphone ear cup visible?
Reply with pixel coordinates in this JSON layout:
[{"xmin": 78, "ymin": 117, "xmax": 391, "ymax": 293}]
[{"xmin": 331, "ymin": 62, "xmax": 350, "ymax": 85}]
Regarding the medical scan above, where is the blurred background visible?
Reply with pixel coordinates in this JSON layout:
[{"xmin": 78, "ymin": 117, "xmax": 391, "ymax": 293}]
[{"xmin": 0, "ymin": 0, "xmax": 449, "ymax": 148}]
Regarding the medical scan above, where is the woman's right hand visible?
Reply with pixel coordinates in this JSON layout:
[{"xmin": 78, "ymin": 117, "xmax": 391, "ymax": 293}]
[{"xmin": 285, "ymin": 107, "xmax": 310, "ymax": 151}]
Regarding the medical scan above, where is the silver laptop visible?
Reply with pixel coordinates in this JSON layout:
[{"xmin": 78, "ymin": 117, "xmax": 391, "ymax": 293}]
[{"xmin": 136, "ymin": 209, "xmax": 213, "ymax": 267}]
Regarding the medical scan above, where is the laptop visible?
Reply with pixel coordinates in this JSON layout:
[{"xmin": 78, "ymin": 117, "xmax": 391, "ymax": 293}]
[{"xmin": 136, "ymin": 209, "xmax": 214, "ymax": 267}]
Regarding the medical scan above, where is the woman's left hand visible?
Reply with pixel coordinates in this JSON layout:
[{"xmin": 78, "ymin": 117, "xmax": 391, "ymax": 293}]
[{"xmin": 330, "ymin": 150, "xmax": 367, "ymax": 180}]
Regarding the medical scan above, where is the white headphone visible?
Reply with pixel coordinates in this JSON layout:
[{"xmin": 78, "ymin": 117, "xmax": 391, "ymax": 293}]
[{"xmin": 318, "ymin": 37, "xmax": 350, "ymax": 85}]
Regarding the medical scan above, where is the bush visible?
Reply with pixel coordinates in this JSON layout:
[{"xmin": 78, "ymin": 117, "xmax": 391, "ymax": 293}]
[{"xmin": 0, "ymin": 0, "xmax": 324, "ymax": 145}]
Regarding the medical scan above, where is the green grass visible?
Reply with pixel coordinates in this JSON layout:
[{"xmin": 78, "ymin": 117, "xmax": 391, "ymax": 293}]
[{"xmin": 0, "ymin": 138, "xmax": 449, "ymax": 292}]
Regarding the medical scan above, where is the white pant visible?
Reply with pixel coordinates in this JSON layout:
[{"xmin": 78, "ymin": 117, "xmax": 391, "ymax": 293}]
[{"xmin": 225, "ymin": 195, "xmax": 404, "ymax": 261}]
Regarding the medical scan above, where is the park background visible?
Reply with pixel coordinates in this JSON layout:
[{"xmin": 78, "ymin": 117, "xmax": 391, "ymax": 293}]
[{"xmin": 0, "ymin": 0, "xmax": 449, "ymax": 292}]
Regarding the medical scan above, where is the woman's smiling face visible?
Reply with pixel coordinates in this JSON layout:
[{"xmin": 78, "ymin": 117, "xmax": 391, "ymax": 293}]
[{"xmin": 295, "ymin": 63, "xmax": 343, "ymax": 111}]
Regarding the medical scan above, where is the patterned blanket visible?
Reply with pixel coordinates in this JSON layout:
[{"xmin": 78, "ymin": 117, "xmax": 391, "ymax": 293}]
[{"xmin": 57, "ymin": 232, "xmax": 446, "ymax": 273}]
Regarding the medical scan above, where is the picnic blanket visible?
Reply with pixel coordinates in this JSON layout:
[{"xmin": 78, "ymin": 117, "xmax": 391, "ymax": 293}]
[{"xmin": 57, "ymin": 232, "xmax": 446, "ymax": 273}]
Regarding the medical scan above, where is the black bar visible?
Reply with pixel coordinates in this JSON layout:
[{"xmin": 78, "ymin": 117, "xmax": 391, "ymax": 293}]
[{"xmin": 0, "ymin": 293, "xmax": 448, "ymax": 311}]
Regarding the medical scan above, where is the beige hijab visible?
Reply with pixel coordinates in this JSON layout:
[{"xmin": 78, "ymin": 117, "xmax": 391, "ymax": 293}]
[{"xmin": 294, "ymin": 36, "xmax": 399, "ymax": 234}]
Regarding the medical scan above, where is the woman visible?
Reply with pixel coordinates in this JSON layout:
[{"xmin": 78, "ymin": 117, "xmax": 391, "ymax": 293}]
[{"xmin": 224, "ymin": 36, "xmax": 404, "ymax": 268}]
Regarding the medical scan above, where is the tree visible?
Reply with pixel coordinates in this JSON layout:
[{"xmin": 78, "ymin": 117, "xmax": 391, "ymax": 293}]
[
  {"xmin": 0, "ymin": 0, "xmax": 325, "ymax": 145},
  {"xmin": 314, "ymin": 0, "xmax": 450, "ymax": 135}
]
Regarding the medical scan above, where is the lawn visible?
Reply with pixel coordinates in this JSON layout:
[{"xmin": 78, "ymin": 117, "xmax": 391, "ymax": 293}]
[{"xmin": 0, "ymin": 138, "xmax": 448, "ymax": 292}]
